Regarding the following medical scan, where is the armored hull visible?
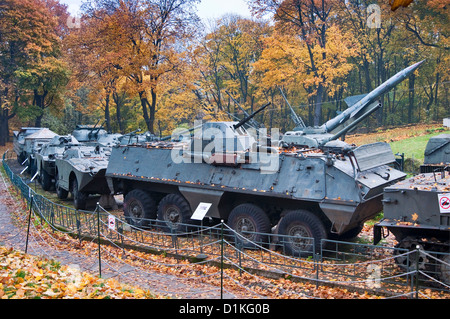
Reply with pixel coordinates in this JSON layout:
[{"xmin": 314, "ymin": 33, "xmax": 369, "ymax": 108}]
[
  {"xmin": 375, "ymin": 172, "xmax": 450, "ymax": 284},
  {"xmin": 35, "ymin": 135, "xmax": 79, "ymax": 191},
  {"xmin": 13, "ymin": 127, "xmax": 45, "ymax": 164},
  {"xmin": 106, "ymin": 138, "xmax": 405, "ymax": 255},
  {"xmin": 375, "ymin": 172, "xmax": 450, "ymax": 244},
  {"xmin": 420, "ymin": 133, "xmax": 450, "ymax": 173},
  {"xmin": 55, "ymin": 145, "xmax": 111, "ymax": 210}
]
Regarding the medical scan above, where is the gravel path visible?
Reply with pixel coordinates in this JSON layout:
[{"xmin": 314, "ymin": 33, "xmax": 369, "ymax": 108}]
[{"xmin": 0, "ymin": 158, "xmax": 240, "ymax": 299}]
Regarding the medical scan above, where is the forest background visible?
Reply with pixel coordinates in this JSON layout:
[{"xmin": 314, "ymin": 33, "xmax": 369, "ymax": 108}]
[{"xmin": 0, "ymin": 0, "xmax": 448, "ymax": 145}]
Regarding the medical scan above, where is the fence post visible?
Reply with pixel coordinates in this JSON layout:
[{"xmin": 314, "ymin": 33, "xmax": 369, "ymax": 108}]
[
  {"xmin": 25, "ymin": 195, "xmax": 33, "ymax": 254},
  {"xmin": 220, "ymin": 220, "xmax": 224, "ymax": 300},
  {"xmin": 96, "ymin": 202, "xmax": 102, "ymax": 278},
  {"xmin": 415, "ymin": 245, "xmax": 420, "ymax": 299}
]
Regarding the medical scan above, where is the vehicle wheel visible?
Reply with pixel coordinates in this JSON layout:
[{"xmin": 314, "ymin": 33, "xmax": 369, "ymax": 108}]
[
  {"xmin": 123, "ymin": 189, "xmax": 157, "ymax": 227},
  {"xmin": 394, "ymin": 237, "xmax": 428, "ymax": 271},
  {"xmin": 28, "ymin": 158, "xmax": 37, "ymax": 176},
  {"xmin": 157, "ymin": 194, "xmax": 194, "ymax": 232},
  {"xmin": 55, "ymin": 180, "xmax": 68, "ymax": 200},
  {"xmin": 227, "ymin": 203, "xmax": 271, "ymax": 248},
  {"xmin": 40, "ymin": 169, "xmax": 52, "ymax": 191},
  {"xmin": 72, "ymin": 178, "xmax": 87, "ymax": 210},
  {"xmin": 278, "ymin": 210, "xmax": 327, "ymax": 257}
]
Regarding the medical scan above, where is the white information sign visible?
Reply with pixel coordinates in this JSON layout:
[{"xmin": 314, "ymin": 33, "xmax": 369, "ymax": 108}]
[
  {"xmin": 191, "ymin": 202, "xmax": 212, "ymax": 221},
  {"xmin": 108, "ymin": 215, "xmax": 116, "ymax": 230},
  {"xmin": 438, "ymin": 193, "xmax": 450, "ymax": 214}
]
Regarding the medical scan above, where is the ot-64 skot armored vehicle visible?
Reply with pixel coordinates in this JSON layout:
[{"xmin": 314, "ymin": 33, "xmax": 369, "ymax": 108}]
[
  {"xmin": 419, "ymin": 133, "xmax": 450, "ymax": 173},
  {"xmin": 55, "ymin": 144, "xmax": 114, "ymax": 210},
  {"xmin": 105, "ymin": 99, "xmax": 406, "ymax": 256},
  {"xmin": 374, "ymin": 172, "xmax": 450, "ymax": 284},
  {"xmin": 104, "ymin": 63, "xmax": 423, "ymax": 256},
  {"xmin": 35, "ymin": 135, "xmax": 79, "ymax": 191}
]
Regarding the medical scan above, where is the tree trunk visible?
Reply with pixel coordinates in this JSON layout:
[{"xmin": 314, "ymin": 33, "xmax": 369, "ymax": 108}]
[
  {"xmin": 408, "ymin": 72, "xmax": 415, "ymax": 123},
  {"xmin": 104, "ymin": 93, "xmax": 111, "ymax": 133},
  {"xmin": 112, "ymin": 92, "xmax": 124, "ymax": 134},
  {"xmin": 139, "ymin": 91, "xmax": 153, "ymax": 133},
  {"xmin": 149, "ymin": 88, "xmax": 157, "ymax": 135},
  {"xmin": 313, "ymin": 83, "xmax": 325, "ymax": 126}
]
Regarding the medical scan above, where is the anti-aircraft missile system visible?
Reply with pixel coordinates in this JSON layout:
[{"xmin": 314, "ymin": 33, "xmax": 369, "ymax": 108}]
[{"xmin": 282, "ymin": 60, "xmax": 425, "ymax": 149}]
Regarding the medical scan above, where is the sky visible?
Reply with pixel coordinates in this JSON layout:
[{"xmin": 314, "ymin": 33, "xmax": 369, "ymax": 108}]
[{"xmin": 60, "ymin": 0, "xmax": 252, "ymax": 21}]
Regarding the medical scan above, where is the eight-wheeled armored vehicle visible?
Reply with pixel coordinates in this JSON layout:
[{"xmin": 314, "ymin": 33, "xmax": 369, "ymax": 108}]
[{"xmin": 105, "ymin": 98, "xmax": 406, "ymax": 255}]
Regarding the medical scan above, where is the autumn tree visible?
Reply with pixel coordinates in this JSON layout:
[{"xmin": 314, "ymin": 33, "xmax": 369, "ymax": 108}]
[
  {"xmin": 0, "ymin": 0, "xmax": 70, "ymax": 144},
  {"xmin": 82, "ymin": 0, "xmax": 200, "ymax": 134},
  {"xmin": 195, "ymin": 16, "xmax": 271, "ymax": 120},
  {"xmin": 250, "ymin": 0, "xmax": 358, "ymax": 126}
]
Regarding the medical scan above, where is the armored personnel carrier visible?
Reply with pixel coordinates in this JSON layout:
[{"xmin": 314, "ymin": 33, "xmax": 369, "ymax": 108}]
[
  {"xmin": 13, "ymin": 127, "xmax": 45, "ymax": 164},
  {"xmin": 34, "ymin": 135, "xmax": 79, "ymax": 191},
  {"xmin": 374, "ymin": 172, "xmax": 450, "ymax": 284},
  {"xmin": 105, "ymin": 98, "xmax": 406, "ymax": 255},
  {"xmin": 71, "ymin": 123, "xmax": 122, "ymax": 148},
  {"xmin": 71, "ymin": 123, "xmax": 107, "ymax": 143},
  {"xmin": 419, "ymin": 133, "xmax": 450, "ymax": 173},
  {"xmin": 55, "ymin": 144, "xmax": 114, "ymax": 210},
  {"xmin": 23, "ymin": 128, "xmax": 58, "ymax": 176}
]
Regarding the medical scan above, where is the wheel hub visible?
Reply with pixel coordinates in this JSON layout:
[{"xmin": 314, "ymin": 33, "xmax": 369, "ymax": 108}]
[
  {"xmin": 236, "ymin": 218, "xmax": 256, "ymax": 239},
  {"xmin": 395, "ymin": 237, "xmax": 428, "ymax": 270}
]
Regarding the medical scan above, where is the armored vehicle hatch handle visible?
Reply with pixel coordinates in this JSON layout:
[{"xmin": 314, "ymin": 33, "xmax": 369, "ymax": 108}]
[{"xmin": 233, "ymin": 102, "xmax": 271, "ymax": 130}]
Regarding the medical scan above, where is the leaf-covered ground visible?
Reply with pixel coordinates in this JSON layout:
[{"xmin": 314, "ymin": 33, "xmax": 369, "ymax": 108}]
[{"xmin": 0, "ymin": 246, "xmax": 165, "ymax": 299}]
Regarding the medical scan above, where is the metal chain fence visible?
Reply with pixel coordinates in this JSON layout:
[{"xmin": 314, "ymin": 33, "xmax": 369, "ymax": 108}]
[{"xmin": 2, "ymin": 150, "xmax": 450, "ymax": 299}]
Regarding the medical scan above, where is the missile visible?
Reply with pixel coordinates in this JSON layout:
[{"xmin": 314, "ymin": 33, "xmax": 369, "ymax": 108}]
[{"xmin": 322, "ymin": 60, "xmax": 425, "ymax": 134}]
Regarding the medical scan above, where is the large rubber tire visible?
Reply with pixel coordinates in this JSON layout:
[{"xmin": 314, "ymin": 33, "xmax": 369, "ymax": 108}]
[
  {"xmin": 278, "ymin": 210, "xmax": 327, "ymax": 257},
  {"xmin": 40, "ymin": 169, "xmax": 52, "ymax": 191},
  {"xmin": 123, "ymin": 189, "xmax": 157, "ymax": 227},
  {"xmin": 55, "ymin": 179, "xmax": 68, "ymax": 200},
  {"xmin": 157, "ymin": 194, "xmax": 194, "ymax": 232},
  {"xmin": 72, "ymin": 178, "xmax": 87, "ymax": 210},
  {"xmin": 227, "ymin": 203, "xmax": 271, "ymax": 248}
]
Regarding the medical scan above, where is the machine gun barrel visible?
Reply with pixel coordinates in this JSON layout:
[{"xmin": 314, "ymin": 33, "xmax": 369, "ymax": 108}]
[{"xmin": 233, "ymin": 102, "xmax": 271, "ymax": 130}]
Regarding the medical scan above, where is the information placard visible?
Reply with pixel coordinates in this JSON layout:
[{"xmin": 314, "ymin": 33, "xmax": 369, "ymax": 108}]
[{"xmin": 191, "ymin": 202, "xmax": 212, "ymax": 221}]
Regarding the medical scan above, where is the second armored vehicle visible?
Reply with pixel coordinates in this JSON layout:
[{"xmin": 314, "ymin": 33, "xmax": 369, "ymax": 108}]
[
  {"xmin": 55, "ymin": 144, "xmax": 113, "ymax": 210},
  {"xmin": 35, "ymin": 135, "xmax": 79, "ymax": 191},
  {"xmin": 374, "ymin": 171, "xmax": 450, "ymax": 284}
]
